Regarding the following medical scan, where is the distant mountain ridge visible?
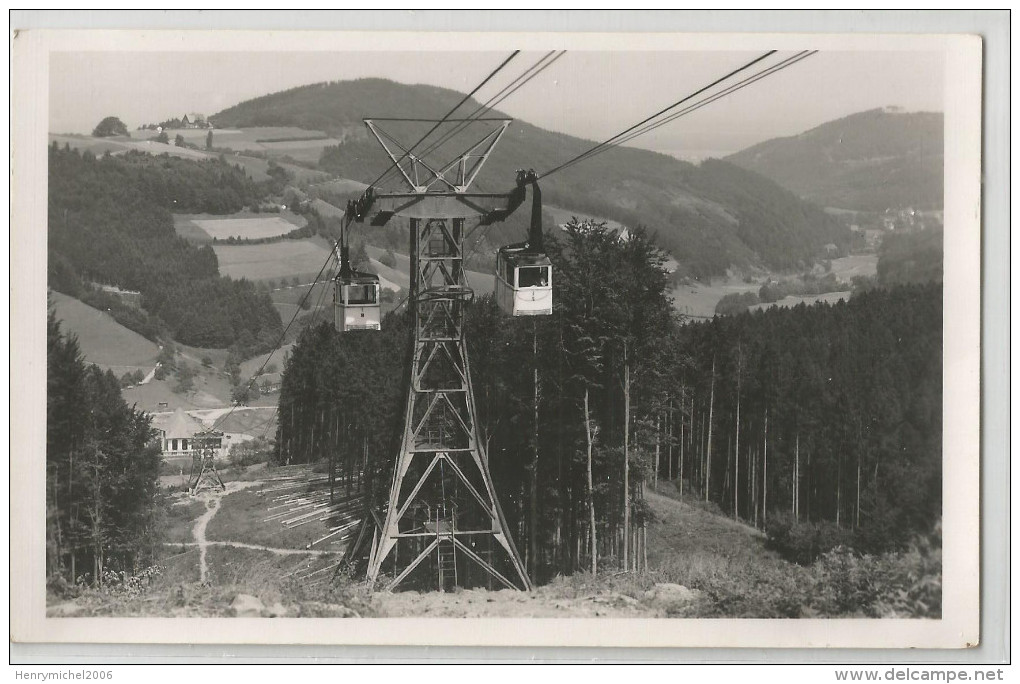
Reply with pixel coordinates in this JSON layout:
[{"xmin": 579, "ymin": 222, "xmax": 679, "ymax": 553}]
[
  {"xmin": 212, "ymin": 78, "xmax": 848, "ymax": 279},
  {"xmin": 725, "ymin": 108, "xmax": 943, "ymax": 212}
]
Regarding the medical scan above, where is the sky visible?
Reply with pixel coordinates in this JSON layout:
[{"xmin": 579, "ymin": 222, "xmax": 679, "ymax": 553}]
[{"xmin": 50, "ymin": 49, "xmax": 944, "ymax": 159}]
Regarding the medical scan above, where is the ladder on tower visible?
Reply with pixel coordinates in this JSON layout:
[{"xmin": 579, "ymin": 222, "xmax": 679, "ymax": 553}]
[
  {"xmin": 432, "ymin": 509, "xmax": 458, "ymax": 591},
  {"xmin": 437, "ymin": 538, "xmax": 458, "ymax": 591}
]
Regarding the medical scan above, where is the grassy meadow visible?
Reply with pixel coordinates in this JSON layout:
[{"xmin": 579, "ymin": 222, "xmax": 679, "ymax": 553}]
[
  {"xmin": 49, "ymin": 291, "xmax": 160, "ymax": 375},
  {"xmin": 213, "ymin": 237, "xmax": 334, "ymax": 282}
]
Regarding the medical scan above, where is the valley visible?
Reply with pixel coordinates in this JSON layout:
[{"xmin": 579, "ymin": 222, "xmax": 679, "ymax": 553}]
[{"xmin": 43, "ymin": 68, "xmax": 942, "ymax": 626}]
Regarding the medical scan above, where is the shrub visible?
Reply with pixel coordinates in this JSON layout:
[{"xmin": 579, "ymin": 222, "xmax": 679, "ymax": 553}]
[
  {"xmin": 657, "ymin": 551, "xmax": 813, "ymax": 618},
  {"xmin": 227, "ymin": 436, "xmax": 273, "ymax": 468},
  {"xmin": 120, "ymin": 369, "xmax": 146, "ymax": 387},
  {"xmin": 157, "ymin": 343, "xmax": 177, "ymax": 370},
  {"xmin": 802, "ymin": 531, "xmax": 941, "ymax": 619},
  {"xmin": 869, "ymin": 524, "xmax": 942, "ymax": 618},
  {"xmin": 231, "ymin": 383, "xmax": 250, "ymax": 406},
  {"xmin": 766, "ymin": 512, "xmax": 852, "ymax": 565},
  {"xmin": 77, "ymin": 564, "xmax": 165, "ymax": 595},
  {"xmin": 808, "ymin": 546, "xmax": 880, "ymax": 615}
]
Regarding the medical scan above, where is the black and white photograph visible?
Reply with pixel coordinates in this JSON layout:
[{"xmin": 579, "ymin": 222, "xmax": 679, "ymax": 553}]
[{"xmin": 11, "ymin": 24, "xmax": 984, "ymax": 650}]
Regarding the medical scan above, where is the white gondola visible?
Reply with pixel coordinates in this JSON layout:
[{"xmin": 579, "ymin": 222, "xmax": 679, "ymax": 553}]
[
  {"xmin": 333, "ymin": 245, "xmax": 381, "ymax": 332},
  {"xmin": 494, "ymin": 169, "xmax": 553, "ymax": 317},
  {"xmin": 495, "ymin": 247, "xmax": 553, "ymax": 316}
]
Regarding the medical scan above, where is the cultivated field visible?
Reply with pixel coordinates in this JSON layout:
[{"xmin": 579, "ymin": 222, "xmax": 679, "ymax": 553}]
[
  {"xmin": 193, "ymin": 216, "xmax": 302, "ymax": 241},
  {"xmin": 825, "ymin": 253, "xmax": 878, "ymax": 281},
  {"xmin": 143, "ymin": 127, "xmax": 342, "ymax": 166},
  {"xmin": 258, "ymin": 139, "xmax": 340, "ymax": 165},
  {"xmin": 671, "ymin": 255, "xmax": 876, "ymax": 319},
  {"xmin": 309, "ymin": 198, "xmax": 347, "ymax": 220},
  {"xmin": 671, "ymin": 273, "xmax": 763, "ymax": 319},
  {"xmin": 223, "ymin": 154, "xmax": 330, "ymax": 184},
  {"xmin": 49, "ymin": 292, "xmax": 160, "ymax": 375},
  {"xmin": 175, "ymin": 212, "xmax": 308, "ymax": 243},
  {"xmin": 309, "ymin": 178, "xmax": 369, "ymax": 195},
  {"xmin": 50, "ymin": 134, "xmax": 215, "ymax": 161},
  {"xmin": 213, "ymin": 237, "xmax": 334, "ymax": 282},
  {"xmin": 51, "ymin": 133, "xmax": 328, "ymax": 185},
  {"xmin": 138, "ymin": 126, "xmax": 327, "ymax": 145},
  {"xmin": 49, "ymin": 134, "xmax": 134, "ymax": 155}
]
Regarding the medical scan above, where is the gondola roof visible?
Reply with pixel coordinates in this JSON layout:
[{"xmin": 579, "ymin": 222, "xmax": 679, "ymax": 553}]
[
  {"xmin": 497, "ymin": 243, "xmax": 552, "ymax": 267},
  {"xmin": 336, "ymin": 268, "xmax": 380, "ymax": 284}
]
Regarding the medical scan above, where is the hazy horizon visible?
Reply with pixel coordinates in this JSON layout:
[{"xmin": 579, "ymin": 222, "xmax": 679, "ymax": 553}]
[{"xmin": 50, "ymin": 50, "xmax": 944, "ymax": 158}]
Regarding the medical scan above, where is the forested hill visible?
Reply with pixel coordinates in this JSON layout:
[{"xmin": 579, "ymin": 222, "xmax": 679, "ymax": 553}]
[
  {"xmin": 725, "ymin": 108, "xmax": 944, "ymax": 212},
  {"xmin": 211, "ymin": 78, "xmax": 848, "ymax": 279},
  {"xmin": 48, "ymin": 145, "xmax": 282, "ymax": 351}
]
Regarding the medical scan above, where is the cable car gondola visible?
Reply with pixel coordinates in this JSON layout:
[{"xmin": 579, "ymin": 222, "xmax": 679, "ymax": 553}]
[
  {"xmin": 495, "ymin": 170, "xmax": 553, "ymax": 317},
  {"xmin": 334, "ymin": 258, "xmax": 381, "ymax": 332},
  {"xmin": 333, "ymin": 206, "xmax": 381, "ymax": 332}
]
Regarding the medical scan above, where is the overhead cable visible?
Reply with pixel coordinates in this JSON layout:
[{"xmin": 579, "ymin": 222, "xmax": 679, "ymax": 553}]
[
  {"xmin": 560, "ymin": 51, "xmax": 818, "ymax": 171},
  {"xmin": 539, "ymin": 50, "xmax": 779, "ymax": 179}
]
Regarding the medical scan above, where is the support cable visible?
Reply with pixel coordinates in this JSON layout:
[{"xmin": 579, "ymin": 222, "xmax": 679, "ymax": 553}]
[
  {"xmin": 210, "ymin": 248, "xmax": 338, "ymax": 432},
  {"xmin": 539, "ymin": 50, "xmax": 778, "ymax": 179},
  {"xmin": 412, "ymin": 51, "xmax": 566, "ymax": 165},
  {"xmin": 555, "ymin": 51, "xmax": 818, "ymax": 173}
]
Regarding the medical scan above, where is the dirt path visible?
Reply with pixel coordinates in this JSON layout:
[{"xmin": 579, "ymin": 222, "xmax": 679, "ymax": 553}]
[
  {"xmin": 191, "ymin": 481, "xmax": 269, "ymax": 582},
  {"xmin": 139, "ymin": 365, "xmax": 157, "ymax": 385},
  {"xmin": 192, "ymin": 496, "xmax": 220, "ymax": 583},
  {"xmin": 172, "ymin": 540, "xmax": 334, "ymax": 557}
]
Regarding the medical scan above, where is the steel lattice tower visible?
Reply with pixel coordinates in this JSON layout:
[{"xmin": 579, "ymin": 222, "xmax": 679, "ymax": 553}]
[{"xmin": 356, "ymin": 118, "xmax": 531, "ymax": 591}]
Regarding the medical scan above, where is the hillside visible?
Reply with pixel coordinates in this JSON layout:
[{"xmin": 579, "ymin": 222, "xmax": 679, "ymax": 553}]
[
  {"xmin": 725, "ymin": 108, "xmax": 943, "ymax": 212},
  {"xmin": 49, "ymin": 291, "xmax": 159, "ymax": 376},
  {"xmin": 48, "ymin": 145, "xmax": 283, "ymax": 353},
  {"xmin": 47, "ymin": 467, "xmax": 938, "ymax": 619},
  {"xmin": 211, "ymin": 78, "xmax": 849, "ymax": 279}
]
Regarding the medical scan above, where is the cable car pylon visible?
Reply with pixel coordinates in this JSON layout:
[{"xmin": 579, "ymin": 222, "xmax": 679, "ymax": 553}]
[{"xmin": 349, "ymin": 117, "xmax": 531, "ymax": 591}]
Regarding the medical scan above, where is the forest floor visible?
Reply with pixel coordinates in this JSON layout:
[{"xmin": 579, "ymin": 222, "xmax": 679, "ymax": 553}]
[{"xmin": 47, "ymin": 466, "xmax": 798, "ymax": 619}]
